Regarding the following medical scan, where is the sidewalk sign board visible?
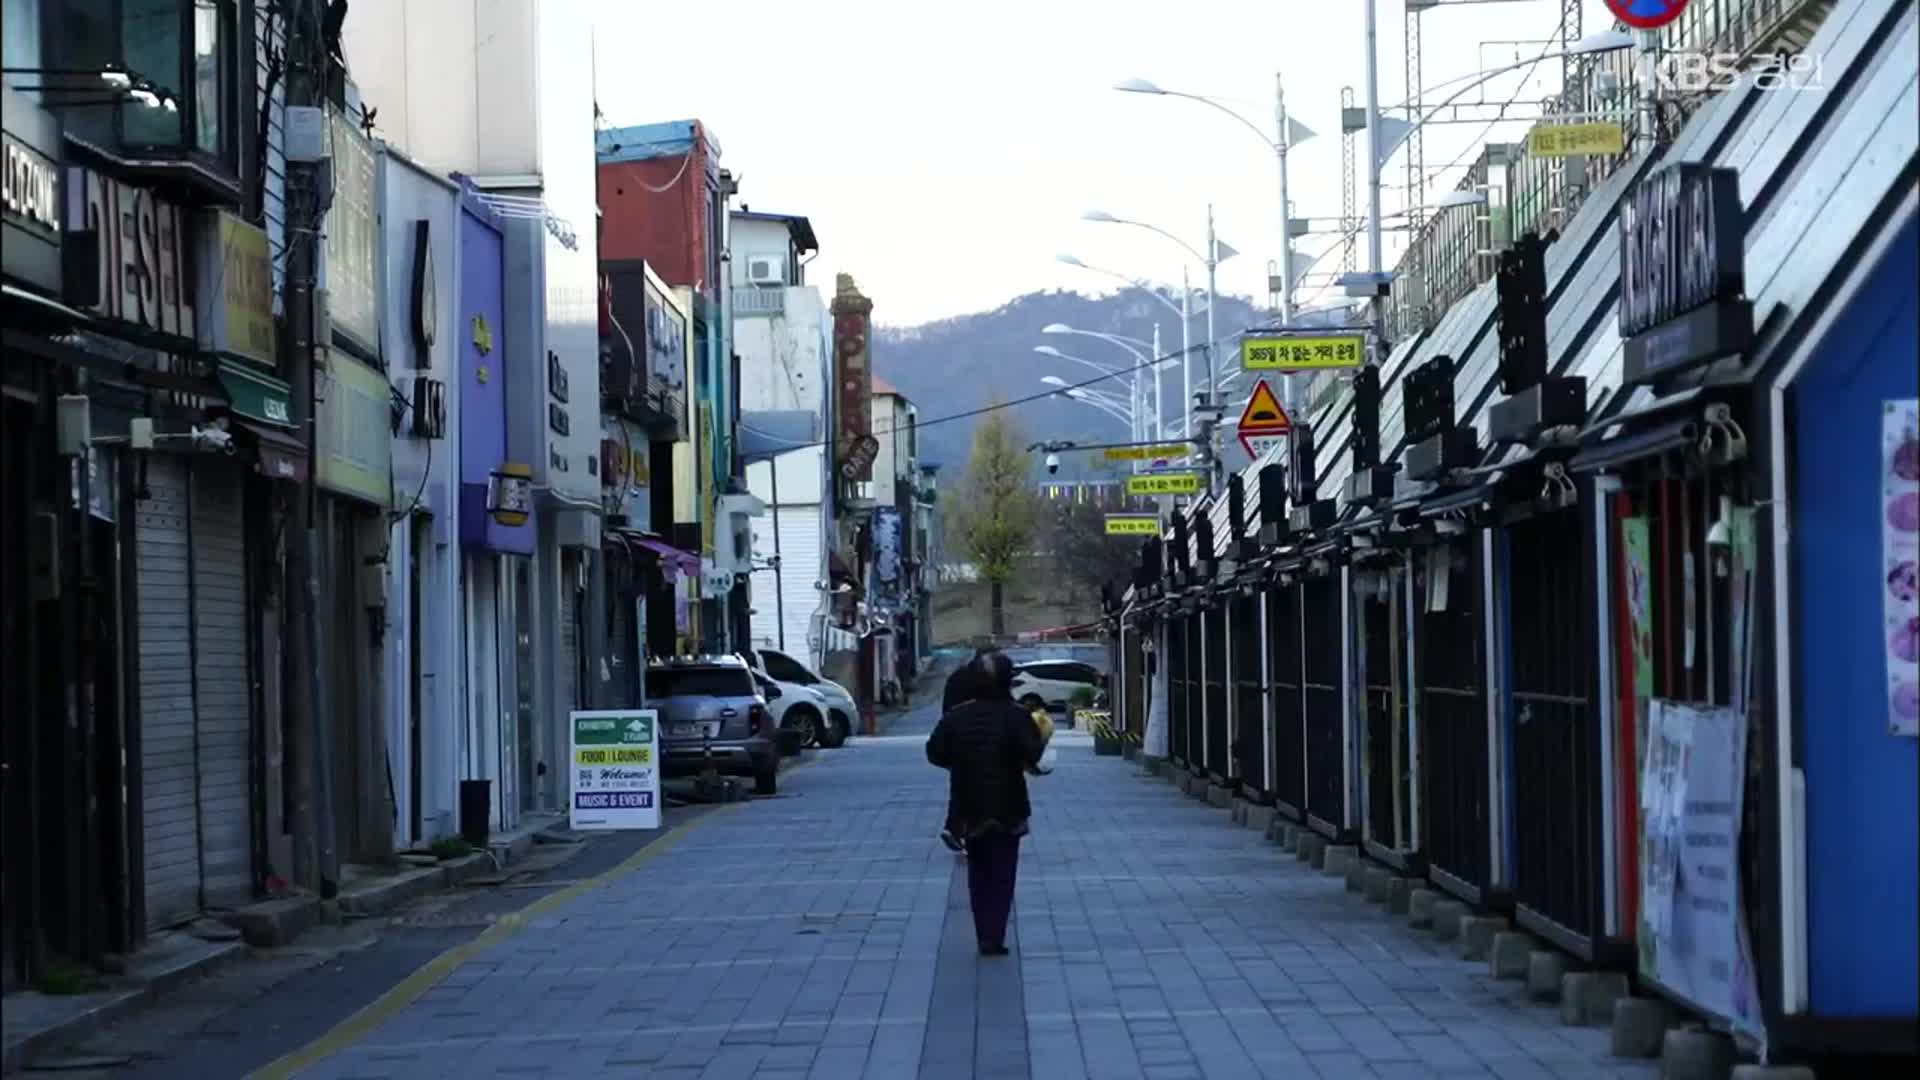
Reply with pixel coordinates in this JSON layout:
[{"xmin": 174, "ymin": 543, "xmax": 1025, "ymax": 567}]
[
  {"xmin": 569, "ymin": 709, "xmax": 662, "ymax": 830},
  {"xmin": 1237, "ymin": 378, "xmax": 1292, "ymax": 458}
]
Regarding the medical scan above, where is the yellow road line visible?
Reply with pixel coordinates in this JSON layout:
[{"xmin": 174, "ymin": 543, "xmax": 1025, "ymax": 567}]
[{"xmin": 252, "ymin": 758, "xmax": 822, "ymax": 1078}]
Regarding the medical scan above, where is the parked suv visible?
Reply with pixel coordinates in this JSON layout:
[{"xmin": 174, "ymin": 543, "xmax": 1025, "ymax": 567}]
[
  {"xmin": 646, "ymin": 655, "xmax": 780, "ymax": 795},
  {"xmin": 1010, "ymin": 660, "xmax": 1105, "ymax": 717},
  {"xmin": 755, "ymin": 648, "xmax": 857, "ymax": 748}
]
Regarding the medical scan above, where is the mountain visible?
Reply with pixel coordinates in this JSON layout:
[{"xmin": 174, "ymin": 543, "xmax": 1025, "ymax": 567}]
[{"xmin": 873, "ymin": 289, "xmax": 1275, "ymax": 483}]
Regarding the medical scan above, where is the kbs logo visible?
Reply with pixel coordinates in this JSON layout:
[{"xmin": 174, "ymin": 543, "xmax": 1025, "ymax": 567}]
[
  {"xmin": 1605, "ymin": 0, "xmax": 1691, "ymax": 29},
  {"xmin": 1631, "ymin": 50, "xmax": 1826, "ymax": 95}
]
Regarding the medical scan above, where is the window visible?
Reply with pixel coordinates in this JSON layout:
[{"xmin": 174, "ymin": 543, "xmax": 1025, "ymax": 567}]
[
  {"xmin": 645, "ymin": 667, "xmax": 754, "ymax": 698},
  {"xmin": 760, "ymin": 650, "xmax": 813, "ymax": 684}
]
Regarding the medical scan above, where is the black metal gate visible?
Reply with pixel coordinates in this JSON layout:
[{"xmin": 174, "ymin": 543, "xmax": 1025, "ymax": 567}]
[
  {"xmin": 1417, "ymin": 534, "xmax": 1493, "ymax": 903},
  {"xmin": 1203, "ymin": 605, "xmax": 1229, "ymax": 780},
  {"xmin": 1361, "ymin": 564, "xmax": 1414, "ymax": 857},
  {"xmin": 1268, "ymin": 582, "xmax": 1305, "ymax": 817},
  {"xmin": 1231, "ymin": 593, "xmax": 1265, "ymax": 794},
  {"xmin": 1301, "ymin": 572, "xmax": 1345, "ymax": 834},
  {"xmin": 1168, "ymin": 615, "xmax": 1191, "ymax": 766},
  {"xmin": 1509, "ymin": 506, "xmax": 1602, "ymax": 954}
]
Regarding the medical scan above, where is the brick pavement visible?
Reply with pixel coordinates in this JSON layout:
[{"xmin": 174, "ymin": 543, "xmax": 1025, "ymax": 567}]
[{"xmin": 280, "ymin": 701, "xmax": 1657, "ymax": 1080}]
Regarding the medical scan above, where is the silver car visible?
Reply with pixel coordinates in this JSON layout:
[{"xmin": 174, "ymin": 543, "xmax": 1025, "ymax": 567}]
[{"xmin": 646, "ymin": 655, "xmax": 781, "ymax": 795}]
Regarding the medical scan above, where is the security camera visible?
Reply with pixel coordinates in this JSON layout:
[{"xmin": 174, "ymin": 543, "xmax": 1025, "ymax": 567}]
[
  {"xmin": 191, "ymin": 426, "xmax": 236, "ymax": 455},
  {"xmin": 1045, "ymin": 452, "xmax": 1061, "ymax": 475}
]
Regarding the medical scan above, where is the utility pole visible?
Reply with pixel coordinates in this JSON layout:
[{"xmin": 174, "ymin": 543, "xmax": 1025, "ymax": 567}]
[{"xmin": 282, "ymin": 0, "xmax": 337, "ymax": 898}]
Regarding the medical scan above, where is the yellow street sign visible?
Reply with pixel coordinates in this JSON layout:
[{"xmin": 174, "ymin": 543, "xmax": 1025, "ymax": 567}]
[
  {"xmin": 1105, "ymin": 515, "xmax": 1162, "ymax": 536},
  {"xmin": 1103, "ymin": 443, "xmax": 1189, "ymax": 462},
  {"xmin": 1527, "ymin": 122, "xmax": 1625, "ymax": 159},
  {"xmin": 1242, "ymin": 333, "xmax": 1365, "ymax": 371},
  {"xmin": 1126, "ymin": 472, "xmax": 1203, "ymax": 496}
]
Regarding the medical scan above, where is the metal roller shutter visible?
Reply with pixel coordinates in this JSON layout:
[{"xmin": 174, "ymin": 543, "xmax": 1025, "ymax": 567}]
[
  {"xmin": 191, "ymin": 464, "xmax": 252, "ymax": 909},
  {"xmin": 559, "ymin": 553, "xmax": 579, "ymax": 713},
  {"xmin": 136, "ymin": 457, "xmax": 199, "ymax": 929}
]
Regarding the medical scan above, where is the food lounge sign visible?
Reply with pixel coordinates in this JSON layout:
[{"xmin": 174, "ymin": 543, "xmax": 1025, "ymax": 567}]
[
  {"xmin": 1617, "ymin": 163, "xmax": 1753, "ymax": 387},
  {"xmin": 67, "ymin": 167, "xmax": 195, "ymax": 338}
]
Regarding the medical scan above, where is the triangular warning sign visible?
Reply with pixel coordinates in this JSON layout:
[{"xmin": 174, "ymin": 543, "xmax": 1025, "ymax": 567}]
[
  {"xmin": 1238, "ymin": 379, "xmax": 1291, "ymax": 459},
  {"xmin": 1238, "ymin": 379, "xmax": 1290, "ymax": 434}
]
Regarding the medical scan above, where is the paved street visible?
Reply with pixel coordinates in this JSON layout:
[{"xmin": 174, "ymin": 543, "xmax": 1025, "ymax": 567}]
[{"xmin": 212, "ymin": 696, "xmax": 1656, "ymax": 1080}]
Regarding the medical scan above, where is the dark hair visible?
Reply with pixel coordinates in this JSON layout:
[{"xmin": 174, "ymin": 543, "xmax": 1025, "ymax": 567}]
[{"xmin": 970, "ymin": 650, "xmax": 1014, "ymax": 699}]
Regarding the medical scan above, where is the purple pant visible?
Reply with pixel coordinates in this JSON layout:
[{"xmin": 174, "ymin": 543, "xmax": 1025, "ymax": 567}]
[{"xmin": 965, "ymin": 831, "xmax": 1021, "ymax": 949}]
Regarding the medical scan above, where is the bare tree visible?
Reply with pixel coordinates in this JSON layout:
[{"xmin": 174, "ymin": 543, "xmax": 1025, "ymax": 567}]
[
  {"xmin": 1045, "ymin": 500, "xmax": 1142, "ymax": 610},
  {"xmin": 951, "ymin": 406, "xmax": 1037, "ymax": 636}
]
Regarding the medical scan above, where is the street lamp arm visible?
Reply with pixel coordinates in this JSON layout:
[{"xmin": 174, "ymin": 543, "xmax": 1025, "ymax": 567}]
[
  {"xmin": 1162, "ymin": 88, "xmax": 1278, "ymax": 152},
  {"xmin": 1061, "ymin": 259, "xmax": 1191, "ymax": 319},
  {"xmin": 1106, "ymin": 217, "xmax": 1208, "ymax": 265}
]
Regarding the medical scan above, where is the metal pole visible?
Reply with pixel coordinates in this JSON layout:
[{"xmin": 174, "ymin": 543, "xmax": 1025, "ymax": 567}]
[
  {"xmin": 1152, "ymin": 322, "xmax": 1163, "ymax": 443},
  {"xmin": 1203, "ymin": 205, "xmax": 1218, "ymax": 409},
  {"xmin": 1364, "ymin": 0, "xmax": 1386, "ymax": 345},
  {"xmin": 1180, "ymin": 269, "xmax": 1193, "ymax": 438},
  {"xmin": 1276, "ymin": 72, "xmax": 1300, "ymax": 416},
  {"xmin": 770, "ymin": 458, "xmax": 785, "ymax": 651}
]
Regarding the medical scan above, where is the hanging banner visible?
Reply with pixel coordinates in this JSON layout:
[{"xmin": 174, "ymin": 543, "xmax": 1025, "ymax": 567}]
[
  {"xmin": 568, "ymin": 710, "xmax": 661, "ymax": 830},
  {"xmin": 1241, "ymin": 332, "xmax": 1364, "ymax": 371},
  {"xmin": 1638, "ymin": 699, "xmax": 1764, "ymax": 1039},
  {"xmin": 1527, "ymin": 121, "xmax": 1626, "ymax": 158},
  {"xmin": 1884, "ymin": 400, "xmax": 1919, "ymax": 736},
  {"xmin": 1126, "ymin": 471, "xmax": 1203, "ymax": 496},
  {"xmin": 1104, "ymin": 443, "xmax": 1188, "ymax": 462},
  {"xmin": 1105, "ymin": 515, "xmax": 1161, "ymax": 536}
]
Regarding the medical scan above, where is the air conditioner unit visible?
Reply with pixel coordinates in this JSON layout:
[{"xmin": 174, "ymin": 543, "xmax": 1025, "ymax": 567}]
[{"xmin": 746, "ymin": 256, "xmax": 784, "ymax": 286}]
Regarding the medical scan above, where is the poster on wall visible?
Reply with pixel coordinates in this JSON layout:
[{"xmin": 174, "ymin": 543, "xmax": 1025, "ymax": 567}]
[
  {"xmin": 1883, "ymin": 400, "xmax": 1919, "ymax": 737},
  {"xmin": 568, "ymin": 710, "xmax": 660, "ymax": 831},
  {"xmin": 1638, "ymin": 699, "xmax": 1764, "ymax": 1040}
]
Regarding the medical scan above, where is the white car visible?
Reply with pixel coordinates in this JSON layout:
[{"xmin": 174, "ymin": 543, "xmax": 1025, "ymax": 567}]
[
  {"xmin": 752, "ymin": 648, "xmax": 856, "ymax": 749},
  {"xmin": 1010, "ymin": 660, "xmax": 1106, "ymax": 718}
]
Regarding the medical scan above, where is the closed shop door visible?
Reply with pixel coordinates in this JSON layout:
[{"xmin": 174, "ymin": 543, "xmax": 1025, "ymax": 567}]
[
  {"xmin": 1417, "ymin": 534, "xmax": 1492, "ymax": 902},
  {"xmin": 559, "ymin": 552, "xmax": 580, "ymax": 716},
  {"xmin": 190, "ymin": 464, "xmax": 252, "ymax": 909},
  {"xmin": 1302, "ymin": 573, "xmax": 1345, "ymax": 831},
  {"xmin": 135, "ymin": 457, "xmax": 199, "ymax": 929},
  {"xmin": 1268, "ymin": 583, "xmax": 1305, "ymax": 817}
]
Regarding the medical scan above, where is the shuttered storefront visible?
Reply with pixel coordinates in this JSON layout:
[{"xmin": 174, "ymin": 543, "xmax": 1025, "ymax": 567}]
[
  {"xmin": 135, "ymin": 458, "xmax": 253, "ymax": 930},
  {"xmin": 190, "ymin": 464, "xmax": 252, "ymax": 909}
]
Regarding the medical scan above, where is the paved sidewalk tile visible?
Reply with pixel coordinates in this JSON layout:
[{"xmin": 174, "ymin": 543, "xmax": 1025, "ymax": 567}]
[{"xmin": 246, "ymin": 694, "xmax": 1665, "ymax": 1080}]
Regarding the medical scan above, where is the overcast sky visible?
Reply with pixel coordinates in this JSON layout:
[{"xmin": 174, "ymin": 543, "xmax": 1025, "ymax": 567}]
[{"xmin": 595, "ymin": 1, "xmax": 1624, "ymax": 328}]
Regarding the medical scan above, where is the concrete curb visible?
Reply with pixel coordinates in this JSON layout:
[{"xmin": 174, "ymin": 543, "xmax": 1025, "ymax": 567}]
[
  {"xmin": 1, "ymin": 936, "xmax": 246, "ymax": 1074},
  {"xmin": 1246, "ymin": 804, "xmax": 1276, "ymax": 833}
]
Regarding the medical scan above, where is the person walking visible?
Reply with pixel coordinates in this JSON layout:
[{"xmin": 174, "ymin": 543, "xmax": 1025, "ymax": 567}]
[
  {"xmin": 935, "ymin": 651, "xmax": 992, "ymax": 853},
  {"xmin": 925, "ymin": 651, "xmax": 1046, "ymax": 956}
]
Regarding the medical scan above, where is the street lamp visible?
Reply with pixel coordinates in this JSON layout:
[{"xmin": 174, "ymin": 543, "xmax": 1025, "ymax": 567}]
[
  {"xmin": 1356, "ymin": 5, "xmax": 1634, "ymax": 338},
  {"xmin": 1115, "ymin": 73, "xmax": 1316, "ymax": 328},
  {"xmin": 1054, "ymin": 255, "xmax": 1209, "ymax": 321},
  {"xmin": 1043, "ymin": 323, "xmax": 1168, "ymax": 441},
  {"xmin": 1081, "ymin": 208, "xmax": 1238, "ymax": 438},
  {"xmin": 1036, "ymin": 346, "xmax": 1143, "ymax": 445}
]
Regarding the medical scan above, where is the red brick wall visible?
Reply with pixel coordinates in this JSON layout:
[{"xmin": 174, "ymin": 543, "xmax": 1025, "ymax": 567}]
[{"xmin": 598, "ymin": 136, "xmax": 710, "ymax": 292}]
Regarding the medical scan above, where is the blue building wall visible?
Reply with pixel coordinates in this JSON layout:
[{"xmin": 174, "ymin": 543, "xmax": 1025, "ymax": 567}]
[{"xmin": 1790, "ymin": 215, "xmax": 1919, "ymax": 1019}]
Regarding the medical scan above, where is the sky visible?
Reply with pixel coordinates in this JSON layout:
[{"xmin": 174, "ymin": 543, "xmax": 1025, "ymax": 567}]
[{"xmin": 594, "ymin": 0, "xmax": 1627, "ymax": 328}]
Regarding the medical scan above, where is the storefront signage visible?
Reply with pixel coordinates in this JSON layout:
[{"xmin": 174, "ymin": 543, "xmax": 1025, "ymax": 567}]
[
  {"xmin": 1105, "ymin": 515, "xmax": 1162, "ymax": 536},
  {"xmin": 1241, "ymin": 332, "xmax": 1364, "ymax": 371},
  {"xmin": 488, "ymin": 463, "xmax": 534, "ymax": 526},
  {"xmin": 67, "ymin": 167, "xmax": 196, "ymax": 339},
  {"xmin": 568, "ymin": 710, "xmax": 660, "ymax": 831},
  {"xmin": 3, "ymin": 131, "xmax": 60, "ymax": 240},
  {"xmin": 1527, "ymin": 122, "xmax": 1625, "ymax": 158},
  {"xmin": 317, "ymin": 351, "xmax": 394, "ymax": 507},
  {"xmin": 200, "ymin": 211, "xmax": 276, "ymax": 369},
  {"xmin": 411, "ymin": 219, "xmax": 437, "ymax": 354},
  {"xmin": 832, "ymin": 275, "xmax": 875, "ymax": 481},
  {"xmin": 2, "ymin": 98, "xmax": 63, "ymax": 292},
  {"xmin": 700, "ymin": 558, "xmax": 734, "ymax": 600},
  {"xmin": 1127, "ymin": 472, "xmax": 1204, "ymax": 496},
  {"xmin": 325, "ymin": 110, "xmax": 380, "ymax": 354},
  {"xmin": 1618, "ymin": 164, "xmax": 1752, "ymax": 385}
]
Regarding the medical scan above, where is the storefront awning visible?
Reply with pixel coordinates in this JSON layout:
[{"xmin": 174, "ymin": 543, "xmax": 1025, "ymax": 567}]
[
  {"xmin": 216, "ymin": 359, "xmax": 295, "ymax": 429},
  {"xmin": 235, "ymin": 421, "xmax": 308, "ymax": 484},
  {"xmin": 1567, "ymin": 417, "xmax": 1697, "ymax": 475},
  {"xmin": 631, "ymin": 537, "xmax": 701, "ymax": 576}
]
